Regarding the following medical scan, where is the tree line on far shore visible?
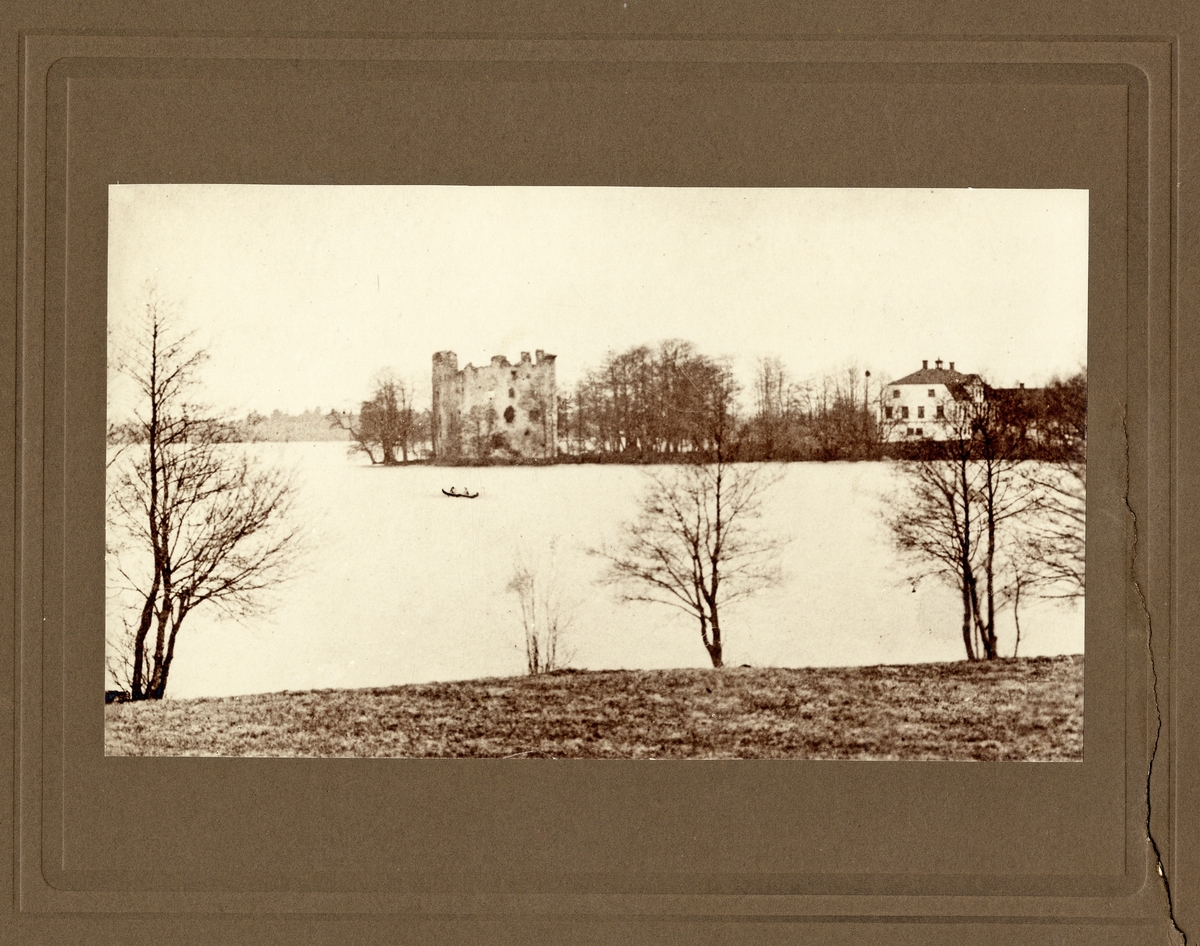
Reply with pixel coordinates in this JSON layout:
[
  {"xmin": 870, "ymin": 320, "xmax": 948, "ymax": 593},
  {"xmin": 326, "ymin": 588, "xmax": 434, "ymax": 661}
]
[{"xmin": 317, "ymin": 339, "xmax": 1086, "ymax": 468}]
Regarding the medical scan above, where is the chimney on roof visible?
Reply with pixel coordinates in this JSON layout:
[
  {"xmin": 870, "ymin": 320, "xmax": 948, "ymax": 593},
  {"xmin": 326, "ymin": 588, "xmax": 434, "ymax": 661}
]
[
  {"xmin": 935, "ymin": 359, "xmax": 943, "ymax": 369},
  {"xmin": 949, "ymin": 361, "xmax": 955, "ymax": 371},
  {"xmin": 922, "ymin": 359, "xmax": 928, "ymax": 370},
  {"xmin": 1019, "ymin": 382, "xmax": 1025, "ymax": 389}
]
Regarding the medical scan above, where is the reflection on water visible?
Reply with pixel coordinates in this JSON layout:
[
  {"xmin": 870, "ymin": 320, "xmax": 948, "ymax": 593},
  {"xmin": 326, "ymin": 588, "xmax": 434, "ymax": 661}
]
[{"xmin": 107, "ymin": 442, "xmax": 1084, "ymax": 698}]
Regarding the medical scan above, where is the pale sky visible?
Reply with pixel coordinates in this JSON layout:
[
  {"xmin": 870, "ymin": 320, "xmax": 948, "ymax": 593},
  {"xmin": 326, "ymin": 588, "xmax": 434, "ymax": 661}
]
[{"xmin": 108, "ymin": 185, "xmax": 1089, "ymax": 417}]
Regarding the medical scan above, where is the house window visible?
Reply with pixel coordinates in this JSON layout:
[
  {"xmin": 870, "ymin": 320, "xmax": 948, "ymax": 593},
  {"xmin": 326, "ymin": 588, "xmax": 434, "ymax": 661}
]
[
  {"xmin": 504, "ymin": 406, "xmax": 516, "ymax": 424},
  {"xmin": 892, "ymin": 389, "xmax": 901, "ymax": 398},
  {"xmin": 936, "ymin": 405, "xmax": 945, "ymax": 419},
  {"xmin": 884, "ymin": 406, "xmax": 893, "ymax": 419},
  {"xmin": 901, "ymin": 406, "xmax": 910, "ymax": 419},
  {"xmin": 906, "ymin": 427, "xmax": 914, "ymax": 435},
  {"xmin": 529, "ymin": 407, "xmax": 542, "ymax": 422},
  {"xmin": 917, "ymin": 406, "xmax": 925, "ymax": 419},
  {"xmin": 915, "ymin": 428, "xmax": 924, "ymax": 436},
  {"xmin": 508, "ymin": 388, "xmax": 515, "ymax": 398},
  {"xmin": 927, "ymin": 388, "xmax": 935, "ymax": 397},
  {"xmin": 511, "ymin": 370, "xmax": 517, "ymax": 380}
]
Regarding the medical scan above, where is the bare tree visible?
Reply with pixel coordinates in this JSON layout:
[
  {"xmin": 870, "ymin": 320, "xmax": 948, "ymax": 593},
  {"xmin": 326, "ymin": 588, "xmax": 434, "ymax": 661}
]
[
  {"xmin": 747, "ymin": 356, "xmax": 792, "ymax": 459},
  {"xmin": 598, "ymin": 456, "xmax": 783, "ymax": 668},
  {"xmin": 1027, "ymin": 370, "xmax": 1086, "ymax": 598},
  {"xmin": 888, "ymin": 429, "xmax": 986, "ymax": 660},
  {"xmin": 556, "ymin": 393, "xmax": 575, "ymax": 456},
  {"xmin": 1026, "ymin": 466, "xmax": 1085, "ymax": 598},
  {"xmin": 995, "ymin": 525, "xmax": 1054, "ymax": 658},
  {"xmin": 506, "ymin": 541, "xmax": 573, "ymax": 674},
  {"xmin": 967, "ymin": 399, "xmax": 1044, "ymax": 657},
  {"xmin": 887, "ymin": 389, "xmax": 1045, "ymax": 661},
  {"xmin": 107, "ymin": 297, "xmax": 303, "ymax": 700},
  {"xmin": 753, "ymin": 356, "xmax": 790, "ymax": 421},
  {"xmin": 331, "ymin": 369, "xmax": 417, "ymax": 465}
]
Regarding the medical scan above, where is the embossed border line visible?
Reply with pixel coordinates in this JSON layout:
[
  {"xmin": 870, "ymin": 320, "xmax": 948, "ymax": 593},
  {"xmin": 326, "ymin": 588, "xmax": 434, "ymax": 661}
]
[{"xmin": 16, "ymin": 34, "xmax": 1172, "ymax": 923}]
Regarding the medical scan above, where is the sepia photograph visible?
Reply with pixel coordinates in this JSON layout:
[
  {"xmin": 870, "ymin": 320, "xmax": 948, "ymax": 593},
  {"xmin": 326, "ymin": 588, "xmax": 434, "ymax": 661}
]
[{"xmin": 103, "ymin": 184, "xmax": 1087, "ymax": 760}]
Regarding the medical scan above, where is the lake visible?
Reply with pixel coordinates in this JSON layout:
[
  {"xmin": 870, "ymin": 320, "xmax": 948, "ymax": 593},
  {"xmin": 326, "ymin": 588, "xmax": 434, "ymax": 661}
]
[{"xmin": 107, "ymin": 441, "xmax": 1084, "ymax": 698}]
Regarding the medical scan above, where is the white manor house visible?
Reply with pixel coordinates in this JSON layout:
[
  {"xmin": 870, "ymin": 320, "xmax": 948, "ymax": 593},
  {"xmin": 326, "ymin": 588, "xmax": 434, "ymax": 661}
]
[{"xmin": 882, "ymin": 359, "xmax": 987, "ymax": 442}]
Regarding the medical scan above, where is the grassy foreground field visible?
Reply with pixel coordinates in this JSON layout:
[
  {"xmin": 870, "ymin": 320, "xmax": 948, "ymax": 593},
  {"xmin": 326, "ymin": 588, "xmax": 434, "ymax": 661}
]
[{"xmin": 106, "ymin": 654, "xmax": 1083, "ymax": 760}]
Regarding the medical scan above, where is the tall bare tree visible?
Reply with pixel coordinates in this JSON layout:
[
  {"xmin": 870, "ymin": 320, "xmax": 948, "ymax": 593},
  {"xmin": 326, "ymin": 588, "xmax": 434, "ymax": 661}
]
[
  {"xmin": 995, "ymin": 525, "xmax": 1054, "ymax": 658},
  {"xmin": 332, "ymin": 370, "xmax": 417, "ymax": 465},
  {"xmin": 888, "ymin": 424, "xmax": 987, "ymax": 660},
  {"xmin": 598, "ymin": 455, "xmax": 783, "ymax": 668},
  {"xmin": 966, "ymin": 398, "xmax": 1045, "ymax": 657},
  {"xmin": 107, "ymin": 298, "xmax": 302, "ymax": 700},
  {"xmin": 1026, "ymin": 467, "xmax": 1085, "ymax": 598},
  {"xmin": 888, "ymin": 386, "xmax": 1051, "ymax": 660},
  {"xmin": 1027, "ymin": 370, "xmax": 1086, "ymax": 598}
]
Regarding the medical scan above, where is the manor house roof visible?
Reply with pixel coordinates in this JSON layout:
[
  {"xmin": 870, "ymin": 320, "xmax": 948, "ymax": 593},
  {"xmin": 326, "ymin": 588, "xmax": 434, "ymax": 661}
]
[
  {"xmin": 891, "ymin": 366, "xmax": 979, "ymax": 387},
  {"xmin": 889, "ymin": 362, "xmax": 986, "ymax": 403}
]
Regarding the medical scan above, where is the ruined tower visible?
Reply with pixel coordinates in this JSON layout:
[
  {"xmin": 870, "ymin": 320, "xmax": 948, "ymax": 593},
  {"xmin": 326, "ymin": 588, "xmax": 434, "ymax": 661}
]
[{"xmin": 431, "ymin": 350, "xmax": 557, "ymax": 461}]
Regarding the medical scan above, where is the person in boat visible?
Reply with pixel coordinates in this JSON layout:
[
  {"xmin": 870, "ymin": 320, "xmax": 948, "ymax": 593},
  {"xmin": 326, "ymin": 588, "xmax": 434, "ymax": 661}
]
[{"xmin": 447, "ymin": 487, "xmax": 458, "ymax": 496}]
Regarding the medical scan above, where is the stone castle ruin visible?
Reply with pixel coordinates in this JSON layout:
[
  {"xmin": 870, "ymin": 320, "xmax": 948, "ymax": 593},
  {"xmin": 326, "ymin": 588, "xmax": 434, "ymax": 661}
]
[{"xmin": 431, "ymin": 350, "xmax": 557, "ymax": 461}]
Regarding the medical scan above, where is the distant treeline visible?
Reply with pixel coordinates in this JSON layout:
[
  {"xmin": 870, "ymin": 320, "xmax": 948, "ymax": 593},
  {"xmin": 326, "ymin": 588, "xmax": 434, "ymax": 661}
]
[
  {"xmin": 186, "ymin": 344, "xmax": 1084, "ymax": 466},
  {"xmin": 554, "ymin": 346, "xmax": 884, "ymax": 462},
  {"xmin": 110, "ymin": 408, "xmax": 354, "ymax": 448},
  {"xmin": 556, "ymin": 347, "xmax": 890, "ymax": 462},
  {"xmin": 237, "ymin": 409, "xmax": 353, "ymax": 443}
]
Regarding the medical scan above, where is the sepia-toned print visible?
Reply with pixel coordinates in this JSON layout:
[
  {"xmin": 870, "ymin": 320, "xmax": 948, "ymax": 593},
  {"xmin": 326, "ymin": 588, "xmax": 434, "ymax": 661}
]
[{"xmin": 104, "ymin": 185, "xmax": 1086, "ymax": 759}]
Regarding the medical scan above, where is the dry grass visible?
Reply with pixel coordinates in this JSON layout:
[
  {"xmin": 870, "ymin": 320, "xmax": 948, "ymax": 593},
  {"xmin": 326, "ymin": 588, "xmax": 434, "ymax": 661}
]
[{"xmin": 105, "ymin": 655, "xmax": 1083, "ymax": 760}]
